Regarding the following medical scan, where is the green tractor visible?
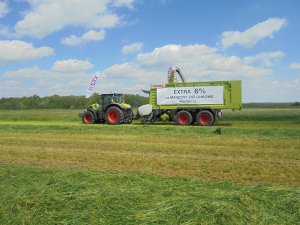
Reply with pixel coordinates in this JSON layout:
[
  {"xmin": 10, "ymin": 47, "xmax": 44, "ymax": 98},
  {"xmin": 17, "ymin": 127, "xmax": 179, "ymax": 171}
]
[{"xmin": 80, "ymin": 93, "xmax": 134, "ymax": 125}]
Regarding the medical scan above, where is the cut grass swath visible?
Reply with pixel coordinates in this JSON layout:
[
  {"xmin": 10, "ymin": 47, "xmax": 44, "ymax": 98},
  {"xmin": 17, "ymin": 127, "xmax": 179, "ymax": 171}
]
[{"xmin": 0, "ymin": 164, "xmax": 299, "ymax": 225}]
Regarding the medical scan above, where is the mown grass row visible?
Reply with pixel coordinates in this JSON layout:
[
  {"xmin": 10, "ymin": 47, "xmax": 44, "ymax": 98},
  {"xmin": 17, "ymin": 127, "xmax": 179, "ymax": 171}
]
[
  {"xmin": 1, "ymin": 131, "xmax": 299, "ymax": 186},
  {"xmin": 1, "ymin": 164, "xmax": 299, "ymax": 225}
]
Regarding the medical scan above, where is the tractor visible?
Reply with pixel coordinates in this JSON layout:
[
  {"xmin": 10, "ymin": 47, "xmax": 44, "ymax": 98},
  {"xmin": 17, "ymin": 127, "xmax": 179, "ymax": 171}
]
[{"xmin": 79, "ymin": 93, "xmax": 134, "ymax": 125}]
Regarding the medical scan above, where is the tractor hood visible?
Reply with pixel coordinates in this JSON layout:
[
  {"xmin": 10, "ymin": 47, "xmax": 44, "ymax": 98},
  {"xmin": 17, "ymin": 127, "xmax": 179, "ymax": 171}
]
[
  {"xmin": 116, "ymin": 103, "xmax": 131, "ymax": 109},
  {"xmin": 88, "ymin": 103, "xmax": 101, "ymax": 110}
]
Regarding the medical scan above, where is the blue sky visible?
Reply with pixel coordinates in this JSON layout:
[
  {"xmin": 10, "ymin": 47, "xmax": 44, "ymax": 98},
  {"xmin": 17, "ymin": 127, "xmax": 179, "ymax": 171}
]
[{"xmin": 0, "ymin": 0, "xmax": 299, "ymax": 102}]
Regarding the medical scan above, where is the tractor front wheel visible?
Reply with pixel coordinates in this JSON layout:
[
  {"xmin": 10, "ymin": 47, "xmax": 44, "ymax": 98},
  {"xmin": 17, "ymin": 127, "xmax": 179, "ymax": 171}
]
[
  {"xmin": 82, "ymin": 111, "xmax": 95, "ymax": 124},
  {"xmin": 105, "ymin": 106, "xmax": 124, "ymax": 125}
]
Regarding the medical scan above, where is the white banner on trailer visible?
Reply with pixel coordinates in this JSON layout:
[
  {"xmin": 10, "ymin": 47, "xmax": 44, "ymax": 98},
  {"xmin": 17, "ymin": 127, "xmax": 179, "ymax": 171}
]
[{"xmin": 157, "ymin": 86, "xmax": 224, "ymax": 105}]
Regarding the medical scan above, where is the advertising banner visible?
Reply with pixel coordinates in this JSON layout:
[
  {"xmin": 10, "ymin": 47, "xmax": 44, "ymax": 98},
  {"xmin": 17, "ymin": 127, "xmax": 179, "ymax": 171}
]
[
  {"xmin": 157, "ymin": 86, "xmax": 224, "ymax": 105},
  {"xmin": 85, "ymin": 74, "xmax": 99, "ymax": 98}
]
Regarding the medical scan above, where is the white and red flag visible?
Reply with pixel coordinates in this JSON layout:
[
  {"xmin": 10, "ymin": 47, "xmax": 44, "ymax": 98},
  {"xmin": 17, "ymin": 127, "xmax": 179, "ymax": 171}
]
[{"xmin": 85, "ymin": 74, "xmax": 100, "ymax": 98}]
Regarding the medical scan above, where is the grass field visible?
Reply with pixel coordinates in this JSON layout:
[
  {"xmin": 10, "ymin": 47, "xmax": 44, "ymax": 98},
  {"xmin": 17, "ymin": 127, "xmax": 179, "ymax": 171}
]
[{"xmin": 0, "ymin": 108, "xmax": 299, "ymax": 224}]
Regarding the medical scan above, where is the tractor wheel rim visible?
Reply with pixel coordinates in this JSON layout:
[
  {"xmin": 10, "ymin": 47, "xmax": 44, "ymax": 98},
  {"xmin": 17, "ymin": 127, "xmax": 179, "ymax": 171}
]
[
  {"xmin": 179, "ymin": 114, "xmax": 188, "ymax": 124},
  {"xmin": 200, "ymin": 113, "xmax": 211, "ymax": 125},
  {"xmin": 84, "ymin": 114, "xmax": 91, "ymax": 123},
  {"xmin": 108, "ymin": 110, "xmax": 118, "ymax": 123}
]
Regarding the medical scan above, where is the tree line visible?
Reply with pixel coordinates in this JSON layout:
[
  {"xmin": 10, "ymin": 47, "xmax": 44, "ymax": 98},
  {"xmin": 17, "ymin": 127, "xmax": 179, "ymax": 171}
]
[
  {"xmin": 243, "ymin": 102, "xmax": 300, "ymax": 108},
  {"xmin": 1, "ymin": 94, "xmax": 299, "ymax": 110},
  {"xmin": 0, "ymin": 93, "xmax": 149, "ymax": 110}
]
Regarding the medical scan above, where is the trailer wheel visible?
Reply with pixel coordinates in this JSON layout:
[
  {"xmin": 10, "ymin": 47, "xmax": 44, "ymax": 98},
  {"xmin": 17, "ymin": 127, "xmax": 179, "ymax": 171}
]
[
  {"xmin": 176, "ymin": 111, "xmax": 192, "ymax": 126},
  {"xmin": 106, "ymin": 106, "xmax": 124, "ymax": 125},
  {"xmin": 82, "ymin": 111, "xmax": 95, "ymax": 124},
  {"xmin": 196, "ymin": 110, "xmax": 214, "ymax": 126},
  {"xmin": 140, "ymin": 117, "xmax": 146, "ymax": 124}
]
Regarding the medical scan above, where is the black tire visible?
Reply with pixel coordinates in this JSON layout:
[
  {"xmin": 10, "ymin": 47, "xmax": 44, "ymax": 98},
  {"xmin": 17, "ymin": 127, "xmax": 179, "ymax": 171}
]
[
  {"xmin": 82, "ymin": 111, "xmax": 95, "ymax": 124},
  {"xmin": 140, "ymin": 117, "xmax": 146, "ymax": 124},
  {"xmin": 175, "ymin": 111, "xmax": 193, "ymax": 126},
  {"xmin": 105, "ymin": 106, "xmax": 124, "ymax": 125},
  {"xmin": 196, "ymin": 110, "xmax": 214, "ymax": 126},
  {"xmin": 170, "ymin": 110, "xmax": 178, "ymax": 122},
  {"xmin": 124, "ymin": 109, "xmax": 134, "ymax": 124}
]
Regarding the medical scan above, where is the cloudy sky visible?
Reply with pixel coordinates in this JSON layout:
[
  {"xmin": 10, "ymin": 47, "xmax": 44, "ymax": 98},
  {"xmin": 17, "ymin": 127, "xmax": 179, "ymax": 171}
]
[{"xmin": 0, "ymin": 0, "xmax": 299, "ymax": 102}]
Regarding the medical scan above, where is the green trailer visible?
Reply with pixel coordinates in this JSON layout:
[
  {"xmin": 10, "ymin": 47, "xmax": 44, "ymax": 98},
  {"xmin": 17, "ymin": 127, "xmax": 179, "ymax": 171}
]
[{"xmin": 138, "ymin": 80, "xmax": 242, "ymax": 126}]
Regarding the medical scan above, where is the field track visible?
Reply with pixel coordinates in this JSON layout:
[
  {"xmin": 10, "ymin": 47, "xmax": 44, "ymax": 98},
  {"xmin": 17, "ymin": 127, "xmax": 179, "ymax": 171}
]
[{"xmin": 0, "ymin": 108, "xmax": 299, "ymax": 224}]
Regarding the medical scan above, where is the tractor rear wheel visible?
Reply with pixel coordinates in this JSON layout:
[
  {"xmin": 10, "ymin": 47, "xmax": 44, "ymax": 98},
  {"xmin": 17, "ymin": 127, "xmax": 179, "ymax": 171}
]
[
  {"xmin": 82, "ymin": 111, "xmax": 95, "ymax": 124},
  {"xmin": 196, "ymin": 110, "xmax": 214, "ymax": 126},
  {"xmin": 175, "ymin": 111, "xmax": 192, "ymax": 126},
  {"xmin": 105, "ymin": 106, "xmax": 124, "ymax": 125}
]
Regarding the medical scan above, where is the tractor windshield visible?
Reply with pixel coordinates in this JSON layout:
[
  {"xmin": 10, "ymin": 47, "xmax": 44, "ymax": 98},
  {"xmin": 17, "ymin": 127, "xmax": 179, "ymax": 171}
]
[
  {"xmin": 102, "ymin": 94, "xmax": 123, "ymax": 109},
  {"xmin": 113, "ymin": 95, "xmax": 122, "ymax": 103}
]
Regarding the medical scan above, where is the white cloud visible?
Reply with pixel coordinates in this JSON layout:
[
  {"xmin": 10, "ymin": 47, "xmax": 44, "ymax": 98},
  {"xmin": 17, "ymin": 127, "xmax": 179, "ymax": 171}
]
[
  {"xmin": 221, "ymin": 18, "xmax": 286, "ymax": 49},
  {"xmin": 1, "ymin": 60, "xmax": 94, "ymax": 97},
  {"xmin": 243, "ymin": 76, "xmax": 300, "ymax": 102},
  {"xmin": 244, "ymin": 51, "xmax": 286, "ymax": 67},
  {"xmin": 3, "ymin": 66, "xmax": 52, "ymax": 78},
  {"xmin": 290, "ymin": 63, "xmax": 300, "ymax": 70},
  {"xmin": 134, "ymin": 45, "xmax": 269, "ymax": 81},
  {"xmin": 4, "ymin": 59, "xmax": 93, "ymax": 79},
  {"xmin": 112, "ymin": 0, "xmax": 134, "ymax": 9},
  {"xmin": 14, "ymin": 0, "xmax": 131, "ymax": 38},
  {"xmin": 0, "ymin": 74, "xmax": 90, "ymax": 97},
  {"xmin": 0, "ymin": 40, "xmax": 54, "ymax": 65},
  {"xmin": 52, "ymin": 59, "xmax": 94, "ymax": 72},
  {"xmin": 0, "ymin": 0, "xmax": 8, "ymax": 18},
  {"xmin": 98, "ymin": 44, "xmax": 300, "ymax": 102},
  {"xmin": 135, "ymin": 44, "xmax": 217, "ymax": 71},
  {"xmin": 61, "ymin": 30, "xmax": 106, "ymax": 46},
  {"xmin": 104, "ymin": 44, "xmax": 271, "ymax": 84},
  {"xmin": 0, "ymin": 80, "xmax": 24, "ymax": 98},
  {"xmin": 122, "ymin": 42, "xmax": 143, "ymax": 54}
]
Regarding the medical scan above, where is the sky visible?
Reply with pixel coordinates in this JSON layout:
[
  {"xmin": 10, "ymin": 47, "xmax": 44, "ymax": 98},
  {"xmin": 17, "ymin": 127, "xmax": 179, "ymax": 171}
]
[{"xmin": 0, "ymin": 0, "xmax": 299, "ymax": 102}]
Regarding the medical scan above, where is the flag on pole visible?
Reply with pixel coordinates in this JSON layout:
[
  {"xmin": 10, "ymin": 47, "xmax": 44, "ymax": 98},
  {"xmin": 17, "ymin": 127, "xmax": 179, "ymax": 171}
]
[{"xmin": 85, "ymin": 74, "xmax": 100, "ymax": 98}]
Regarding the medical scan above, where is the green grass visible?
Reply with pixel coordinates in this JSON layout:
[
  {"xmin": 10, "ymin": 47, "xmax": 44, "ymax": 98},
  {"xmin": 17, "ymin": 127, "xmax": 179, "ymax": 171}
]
[
  {"xmin": 0, "ymin": 108, "xmax": 299, "ymax": 224},
  {"xmin": 1, "ymin": 164, "xmax": 299, "ymax": 225},
  {"xmin": 0, "ymin": 109, "xmax": 80, "ymax": 122},
  {"xmin": 223, "ymin": 108, "xmax": 300, "ymax": 121}
]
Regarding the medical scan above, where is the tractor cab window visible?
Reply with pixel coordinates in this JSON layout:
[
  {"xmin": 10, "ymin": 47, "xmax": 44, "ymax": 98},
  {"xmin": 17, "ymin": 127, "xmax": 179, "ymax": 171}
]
[
  {"xmin": 103, "ymin": 95, "xmax": 110, "ymax": 108},
  {"xmin": 102, "ymin": 94, "xmax": 122, "ymax": 109},
  {"xmin": 113, "ymin": 95, "xmax": 122, "ymax": 103}
]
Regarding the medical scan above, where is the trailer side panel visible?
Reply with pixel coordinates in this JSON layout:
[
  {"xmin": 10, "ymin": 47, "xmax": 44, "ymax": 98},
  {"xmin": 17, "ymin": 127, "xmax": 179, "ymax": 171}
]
[{"xmin": 149, "ymin": 80, "xmax": 242, "ymax": 110}]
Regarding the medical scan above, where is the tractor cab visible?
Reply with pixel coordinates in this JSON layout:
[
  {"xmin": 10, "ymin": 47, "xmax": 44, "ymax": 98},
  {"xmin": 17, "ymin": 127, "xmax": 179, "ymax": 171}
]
[{"xmin": 102, "ymin": 93, "xmax": 122, "ymax": 109}]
